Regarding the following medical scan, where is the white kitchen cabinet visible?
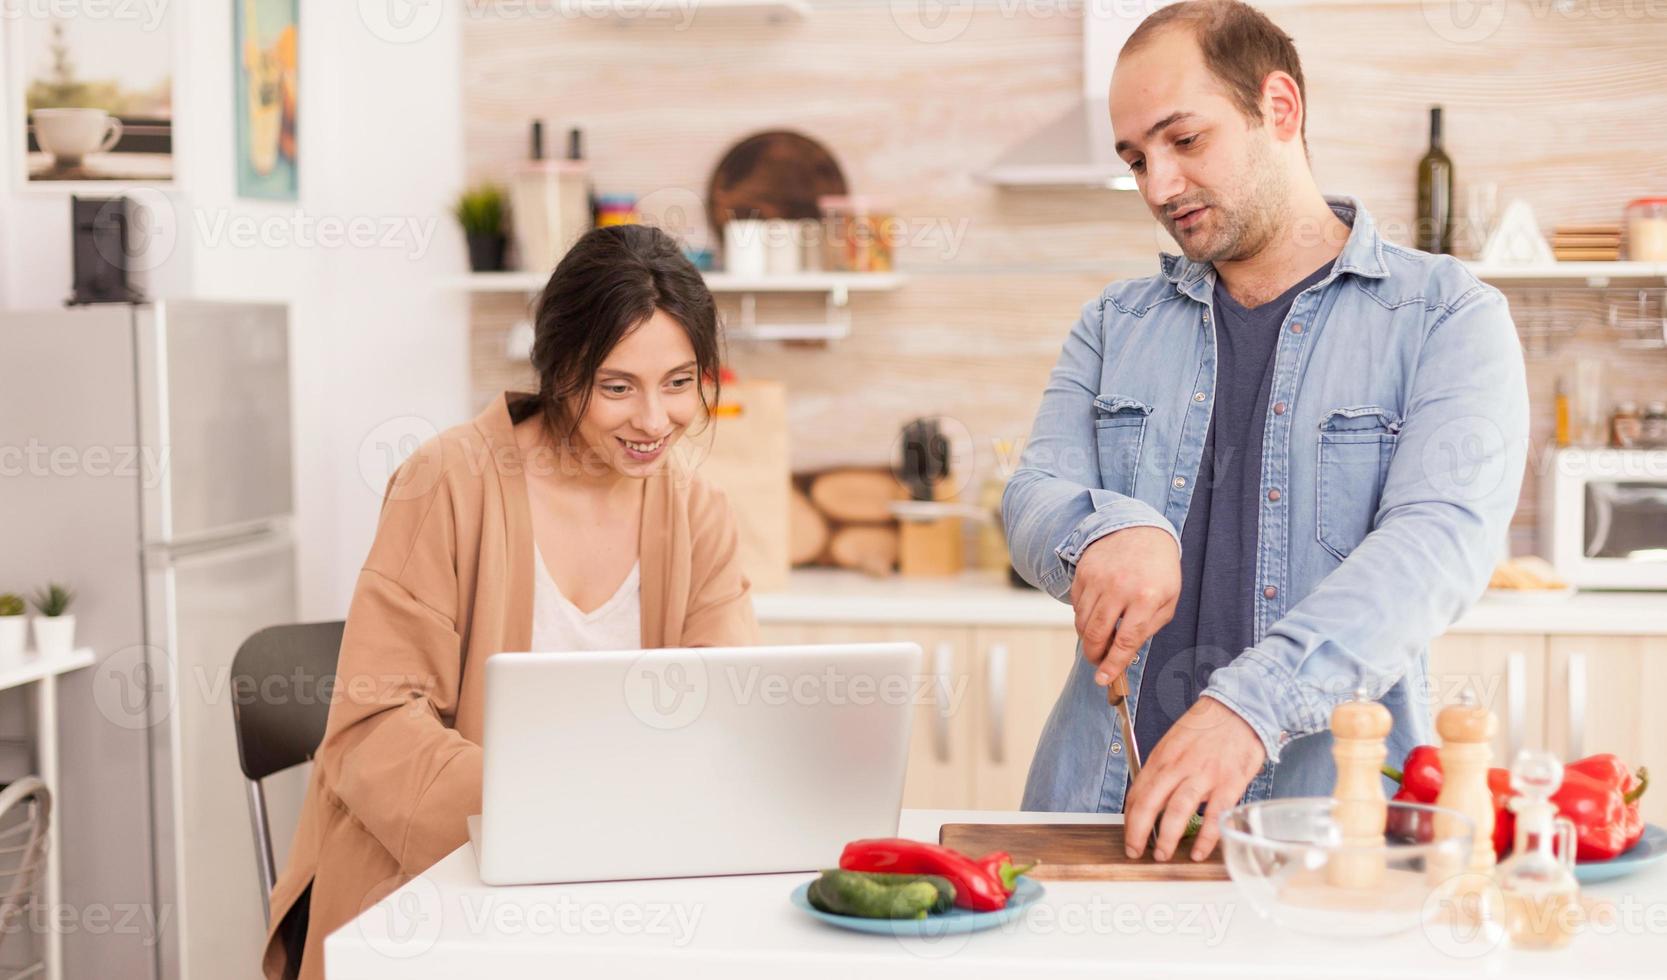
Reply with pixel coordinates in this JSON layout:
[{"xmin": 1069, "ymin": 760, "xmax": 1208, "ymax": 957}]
[
  {"xmin": 1426, "ymin": 633, "xmax": 1547, "ymax": 767},
  {"xmin": 1544, "ymin": 635, "xmax": 1667, "ymax": 826},
  {"xmin": 757, "ymin": 621, "xmax": 1077, "ymax": 810},
  {"xmin": 971, "ymin": 627, "xmax": 1078, "ymax": 810},
  {"xmin": 757, "ymin": 622, "xmax": 977, "ymax": 809}
]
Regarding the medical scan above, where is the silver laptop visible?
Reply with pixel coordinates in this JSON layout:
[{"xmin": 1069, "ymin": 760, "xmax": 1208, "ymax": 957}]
[{"xmin": 470, "ymin": 642, "xmax": 922, "ymax": 886}]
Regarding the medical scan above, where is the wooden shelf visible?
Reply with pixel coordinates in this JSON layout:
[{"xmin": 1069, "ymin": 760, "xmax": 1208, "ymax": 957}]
[
  {"xmin": 440, "ymin": 270, "xmax": 905, "ymax": 297},
  {"xmin": 582, "ymin": 0, "xmax": 811, "ymax": 23},
  {"xmin": 1462, "ymin": 261, "xmax": 1667, "ymax": 288}
]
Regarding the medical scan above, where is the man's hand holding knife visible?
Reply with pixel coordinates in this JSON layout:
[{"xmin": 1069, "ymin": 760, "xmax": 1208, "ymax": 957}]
[{"xmin": 1071, "ymin": 526, "xmax": 1267, "ymax": 864}]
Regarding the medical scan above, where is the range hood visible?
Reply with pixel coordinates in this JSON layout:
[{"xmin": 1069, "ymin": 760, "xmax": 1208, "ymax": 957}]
[
  {"xmin": 976, "ymin": 98, "xmax": 1135, "ymax": 190},
  {"xmin": 976, "ymin": 5, "xmax": 1160, "ymax": 190}
]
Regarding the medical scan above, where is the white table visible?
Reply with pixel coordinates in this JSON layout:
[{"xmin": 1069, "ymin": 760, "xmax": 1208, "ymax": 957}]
[
  {"xmin": 0, "ymin": 646, "xmax": 95, "ymax": 980},
  {"xmin": 326, "ymin": 808, "xmax": 1667, "ymax": 979}
]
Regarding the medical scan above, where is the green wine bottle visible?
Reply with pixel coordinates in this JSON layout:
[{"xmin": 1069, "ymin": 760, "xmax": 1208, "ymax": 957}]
[{"xmin": 1416, "ymin": 106, "xmax": 1454, "ymax": 254}]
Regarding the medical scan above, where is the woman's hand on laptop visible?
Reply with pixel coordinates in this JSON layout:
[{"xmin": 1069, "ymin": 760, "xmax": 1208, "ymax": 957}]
[{"xmin": 1069, "ymin": 525, "xmax": 1180, "ymax": 686}]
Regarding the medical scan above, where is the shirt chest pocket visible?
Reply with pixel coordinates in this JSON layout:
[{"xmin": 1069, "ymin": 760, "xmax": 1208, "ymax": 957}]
[
  {"xmin": 1315, "ymin": 405, "xmax": 1401, "ymax": 561},
  {"xmin": 1093, "ymin": 394, "xmax": 1152, "ymax": 498}
]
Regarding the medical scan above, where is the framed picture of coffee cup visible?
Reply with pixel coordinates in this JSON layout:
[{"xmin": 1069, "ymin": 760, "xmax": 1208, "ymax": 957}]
[
  {"xmin": 235, "ymin": 0, "xmax": 298, "ymax": 200},
  {"xmin": 11, "ymin": 10, "xmax": 176, "ymax": 184}
]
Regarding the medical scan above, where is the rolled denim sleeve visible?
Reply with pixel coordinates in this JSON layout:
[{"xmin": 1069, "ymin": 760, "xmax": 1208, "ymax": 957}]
[
  {"xmin": 1002, "ymin": 293, "xmax": 1180, "ymax": 603},
  {"xmin": 1202, "ymin": 285, "xmax": 1529, "ymax": 764}
]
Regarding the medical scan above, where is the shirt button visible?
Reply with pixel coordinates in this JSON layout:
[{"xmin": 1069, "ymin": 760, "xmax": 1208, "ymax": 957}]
[
  {"xmin": 1273, "ymin": 401, "xmax": 1287, "ymax": 415},
  {"xmin": 1131, "ymin": 654, "xmax": 1140, "ymax": 664},
  {"xmin": 1193, "ymin": 391, "xmax": 1206, "ymax": 403},
  {"xmin": 1267, "ymin": 488, "xmax": 1282, "ymax": 502},
  {"xmin": 1110, "ymin": 741, "xmax": 1123, "ymax": 755},
  {"xmin": 1263, "ymin": 585, "xmax": 1278, "ymax": 599},
  {"xmin": 1291, "ymin": 322, "xmax": 1304, "ymax": 334},
  {"xmin": 1172, "ymin": 476, "xmax": 1187, "ymax": 489}
]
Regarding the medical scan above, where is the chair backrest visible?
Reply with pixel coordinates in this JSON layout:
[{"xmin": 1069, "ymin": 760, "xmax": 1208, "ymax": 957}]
[{"xmin": 231, "ymin": 621, "xmax": 346, "ymax": 782}]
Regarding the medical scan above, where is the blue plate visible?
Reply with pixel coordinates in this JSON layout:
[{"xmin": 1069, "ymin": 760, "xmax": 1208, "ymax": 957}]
[
  {"xmin": 1574, "ymin": 823, "xmax": 1667, "ymax": 884},
  {"xmin": 790, "ymin": 875, "xmax": 1043, "ymax": 935}
]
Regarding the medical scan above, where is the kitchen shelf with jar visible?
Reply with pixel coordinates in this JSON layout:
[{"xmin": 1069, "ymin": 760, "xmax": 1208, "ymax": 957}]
[{"xmin": 442, "ymin": 270, "xmax": 906, "ymax": 344}]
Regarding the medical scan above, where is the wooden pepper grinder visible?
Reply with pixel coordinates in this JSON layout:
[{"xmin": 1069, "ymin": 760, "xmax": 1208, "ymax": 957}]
[
  {"xmin": 1434, "ymin": 691, "xmax": 1499, "ymax": 919},
  {"xmin": 1328, "ymin": 689, "xmax": 1392, "ymax": 889}
]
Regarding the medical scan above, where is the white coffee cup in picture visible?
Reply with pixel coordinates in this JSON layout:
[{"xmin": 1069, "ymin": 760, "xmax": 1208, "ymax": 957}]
[{"xmin": 33, "ymin": 108, "xmax": 123, "ymax": 166}]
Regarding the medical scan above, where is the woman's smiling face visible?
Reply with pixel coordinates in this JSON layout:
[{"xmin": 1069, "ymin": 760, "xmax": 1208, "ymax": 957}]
[{"xmin": 568, "ymin": 309, "xmax": 703, "ymax": 479}]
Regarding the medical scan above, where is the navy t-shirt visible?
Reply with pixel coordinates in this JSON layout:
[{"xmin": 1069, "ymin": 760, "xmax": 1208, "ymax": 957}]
[{"xmin": 1133, "ymin": 259, "xmax": 1335, "ymax": 756}]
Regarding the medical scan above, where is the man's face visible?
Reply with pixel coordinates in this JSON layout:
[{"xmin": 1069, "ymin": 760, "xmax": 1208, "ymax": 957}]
[{"xmin": 1110, "ymin": 28, "xmax": 1287, "ymax": 264}]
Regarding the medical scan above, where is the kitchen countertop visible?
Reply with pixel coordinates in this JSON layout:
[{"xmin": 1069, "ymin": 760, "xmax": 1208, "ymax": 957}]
[
  {"xmin": 753, "ymin": 569, "xmax": 1667, "ymax": 635},
  {"xmin": 327, "ymin": 808, "xmax": 1667, "ymax": 979}
]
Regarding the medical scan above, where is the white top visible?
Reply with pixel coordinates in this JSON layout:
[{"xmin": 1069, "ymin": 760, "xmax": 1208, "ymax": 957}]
[
  {"xmin": 328, "ymin": 807, "xmax": 1667, "ymax": 979},
  {"xmin": 529, "ymin": 543, "xmax": 641, "ymax": 652}
]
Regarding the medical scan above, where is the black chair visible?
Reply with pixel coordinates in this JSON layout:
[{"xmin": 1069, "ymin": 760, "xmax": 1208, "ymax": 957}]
[{"xmin": 230, "ymin": 621, "xmax": 344, "ymax": 919}]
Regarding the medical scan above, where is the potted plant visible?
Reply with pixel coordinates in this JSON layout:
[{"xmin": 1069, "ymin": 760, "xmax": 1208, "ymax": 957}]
[
  {"xmin": 0, "ymin": 593, "xmax": 25, "ymax": 659},
  {"xmin": 30, "ymin": 583, "xmax": 75, "ymax": 658},
  {"xmin": 454, "ymin": 182, "xmax": 509, "ymax": 272}
]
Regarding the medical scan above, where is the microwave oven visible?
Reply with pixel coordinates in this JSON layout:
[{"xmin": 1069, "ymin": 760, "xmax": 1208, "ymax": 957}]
[{"xmin": 1541, "ymin": 448, "xmax": 1667, "ymax": 589}]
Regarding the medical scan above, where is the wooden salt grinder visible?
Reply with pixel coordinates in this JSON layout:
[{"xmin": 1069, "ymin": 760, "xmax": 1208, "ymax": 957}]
[
  {"xmin": 1434, "ymin": 691, "xmax": 1499, "ymax": 911},
  {"xmin": 1328, "ymin": 689, "xmax": 1392, "ymax": 889}
]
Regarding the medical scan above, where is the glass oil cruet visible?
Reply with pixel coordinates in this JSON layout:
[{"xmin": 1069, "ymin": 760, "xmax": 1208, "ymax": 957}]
[{"xmin": 1495, "ymin": 749, "xmax": 1580, "ymax": 949}]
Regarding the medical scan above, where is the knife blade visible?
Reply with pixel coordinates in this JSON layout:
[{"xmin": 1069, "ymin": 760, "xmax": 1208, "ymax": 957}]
[{"xmin": 1106, "ymin": 670, "xmax": 1141, "ymax": 781}]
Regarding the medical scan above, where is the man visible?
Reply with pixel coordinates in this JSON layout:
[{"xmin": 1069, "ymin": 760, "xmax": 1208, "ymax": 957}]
[{"xmin": 1003, "ymin": 0, "xmax": 1528, "ymax": 866}]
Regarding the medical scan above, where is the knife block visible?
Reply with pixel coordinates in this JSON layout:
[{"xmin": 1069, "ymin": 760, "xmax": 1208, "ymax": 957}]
[{"xmin": 898, "ymin": 477, "xmax": 963, "ymax": 577}]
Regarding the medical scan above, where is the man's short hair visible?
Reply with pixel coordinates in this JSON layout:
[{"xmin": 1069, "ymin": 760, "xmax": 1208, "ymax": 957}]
[{"xmin": 1121, "ymin": 0, "xmax": 1308, "ymax": 153}]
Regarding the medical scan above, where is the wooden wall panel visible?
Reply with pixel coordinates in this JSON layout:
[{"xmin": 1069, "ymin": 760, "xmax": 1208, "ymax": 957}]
[{"xmin": 462, "ymin": 2, "xmax": 1667, "ymax": 552}]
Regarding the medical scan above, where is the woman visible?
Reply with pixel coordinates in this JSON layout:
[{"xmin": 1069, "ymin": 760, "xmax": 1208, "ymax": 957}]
[{"xmin": 263, "ymin": 225, "xmax": 759, "ymax": 980}]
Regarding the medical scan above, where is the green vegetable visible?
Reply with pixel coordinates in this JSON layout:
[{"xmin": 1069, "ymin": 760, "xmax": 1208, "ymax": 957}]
[
  {"xmin": 31, "ymin": 583, "xmax": 73, "ymax": 618},
  {"xmin": 806, "ymin": 869, "xmax": 942, "ymax": 919},
  {"xmin": 0, "ymin": 593, "xmax": 24, "ymax": 617},
  {"xmin": 1149, "ymin": 813, "xmax": 1205, "ymax": 849},
  {"xmin": 830, "ymin": 870, "xmax": 956, "ymax": 914}
]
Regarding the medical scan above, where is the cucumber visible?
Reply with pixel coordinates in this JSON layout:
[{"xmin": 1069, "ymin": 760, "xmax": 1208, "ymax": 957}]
[
  {"xmin": 833, "ymin": 870, "xmax": 957, "ymax": 914},
  {"xmin": 807, "ymin": 870, "xmax": 942, "ymax": 919}
]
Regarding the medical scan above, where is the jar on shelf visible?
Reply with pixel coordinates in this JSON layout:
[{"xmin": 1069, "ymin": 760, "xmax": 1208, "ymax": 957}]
[
  {"xmin": 1642, "ymin": 401, "xmax": 1667, "ymax": 448},
  {"xmin": 817, "ymin": 195, "xmax": 895, "ymax": 273},
  {"xmin": 1624, "ymin": 197, "xmax": 1667, "ymax": 262},
  {"xmin": 1611, "ymin": 401, "xmax": 1644, "ymax": 448},
  {"xmin": 595, "ymin": 194, "xmax": 638, "ymax": 228}
]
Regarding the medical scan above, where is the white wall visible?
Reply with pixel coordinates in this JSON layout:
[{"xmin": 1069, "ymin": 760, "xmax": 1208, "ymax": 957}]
[
  {"xmin": 0, "ymin": 3, "xmax": 469, "ymax": 977},
  {"xmin": 1, "ymin": 1, "xmax": 470, "ymax": 619}
]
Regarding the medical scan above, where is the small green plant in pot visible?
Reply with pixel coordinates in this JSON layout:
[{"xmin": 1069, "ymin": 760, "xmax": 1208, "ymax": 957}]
[
  {"xmin": 0, "ymin": 593, "xmax": 26, "ymax": 660},
  {"xmin": 30, "ymin": 582, "xmax": 76, "ymax": 658},
  {"xmin": 454, "ymin": 182, "xmax": 509, "ymax": 272}
]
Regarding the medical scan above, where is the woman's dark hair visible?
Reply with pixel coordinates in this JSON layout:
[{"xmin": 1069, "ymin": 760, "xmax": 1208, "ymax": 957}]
[{"xmin": 511, "ymin": 224, "xmax": 721, "ymax": 442}]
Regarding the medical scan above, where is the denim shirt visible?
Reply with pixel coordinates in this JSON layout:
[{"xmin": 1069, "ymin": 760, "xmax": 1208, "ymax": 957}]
[{"xmin": 1004, "ymin": 196, "xmax": 1529, "ymax": 813}]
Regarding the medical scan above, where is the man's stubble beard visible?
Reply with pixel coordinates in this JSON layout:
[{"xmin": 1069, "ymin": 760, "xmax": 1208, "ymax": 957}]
[{"xmin": 1180, "ymin": 134, "xmax": 1290, "ymax": 267}]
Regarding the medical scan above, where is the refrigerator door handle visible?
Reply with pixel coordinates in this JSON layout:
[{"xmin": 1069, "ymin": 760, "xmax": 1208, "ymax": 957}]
[{"xmin": 147, "ymin": 519, "xmax": 294, "ymax": 568}]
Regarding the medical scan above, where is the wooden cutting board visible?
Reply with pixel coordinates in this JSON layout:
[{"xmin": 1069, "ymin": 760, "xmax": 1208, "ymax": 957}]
[{"xmin": 939, "ymin": 824, "xmax": 1229, "ymax": 881}]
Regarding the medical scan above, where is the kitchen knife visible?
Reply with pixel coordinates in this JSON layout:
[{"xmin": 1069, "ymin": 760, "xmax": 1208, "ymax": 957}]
[{"xmin": 1106, "ymin": 670, "xmax": 1141, "ymax": 781}]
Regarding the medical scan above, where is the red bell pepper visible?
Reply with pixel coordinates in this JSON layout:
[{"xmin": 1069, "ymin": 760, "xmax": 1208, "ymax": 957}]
[
  {"xmin": 840, "ymin": 839, "xmax": 1014, "ymax": 911},
  {"xmin": 1382, "ymin": 750, "xmax": 1514, "ymax": 858},
  {"xmin": 1386, "ymin": 746, "xmax": 1650, "ymax": 862},
  {"xmin": 1566, "ymin": 755, "xmax": 1650, "ymax": 855}
]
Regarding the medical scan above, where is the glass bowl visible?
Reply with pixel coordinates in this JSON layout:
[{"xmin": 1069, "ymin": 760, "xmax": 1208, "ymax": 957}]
[{"xmin": 1219, "ymin": 797, "xmax": 1476, "ymax": 938}]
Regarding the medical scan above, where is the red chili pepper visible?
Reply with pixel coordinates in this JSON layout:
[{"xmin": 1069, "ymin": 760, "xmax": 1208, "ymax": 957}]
[
  {"xmin": 839, "ymin": 839, "xmax": 1012, "ymax": 911},
  {"xmin": 973, "ymin": 850, "xmax": 1034, "ymax": 896}
]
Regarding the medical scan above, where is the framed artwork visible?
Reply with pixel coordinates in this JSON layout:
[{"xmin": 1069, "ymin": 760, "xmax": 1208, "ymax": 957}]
[
  {"xmin": 15, "ymin": 11, "xmax": 175, "ymax": 184},
  {"xmin": 234, "ymin": 0, "xmax": 298, "ymax": 200}
]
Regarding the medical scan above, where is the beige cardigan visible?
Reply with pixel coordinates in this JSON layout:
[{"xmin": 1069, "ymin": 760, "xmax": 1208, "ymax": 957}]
[{"xmin": 263, "ymin": 391, "xmax": 760, "ymax": 980}]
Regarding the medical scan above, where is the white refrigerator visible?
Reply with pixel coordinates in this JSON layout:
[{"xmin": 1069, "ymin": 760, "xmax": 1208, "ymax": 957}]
[{"xmin": 0, "ymin": 300, "xmax": 302, "ymax": 980}]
